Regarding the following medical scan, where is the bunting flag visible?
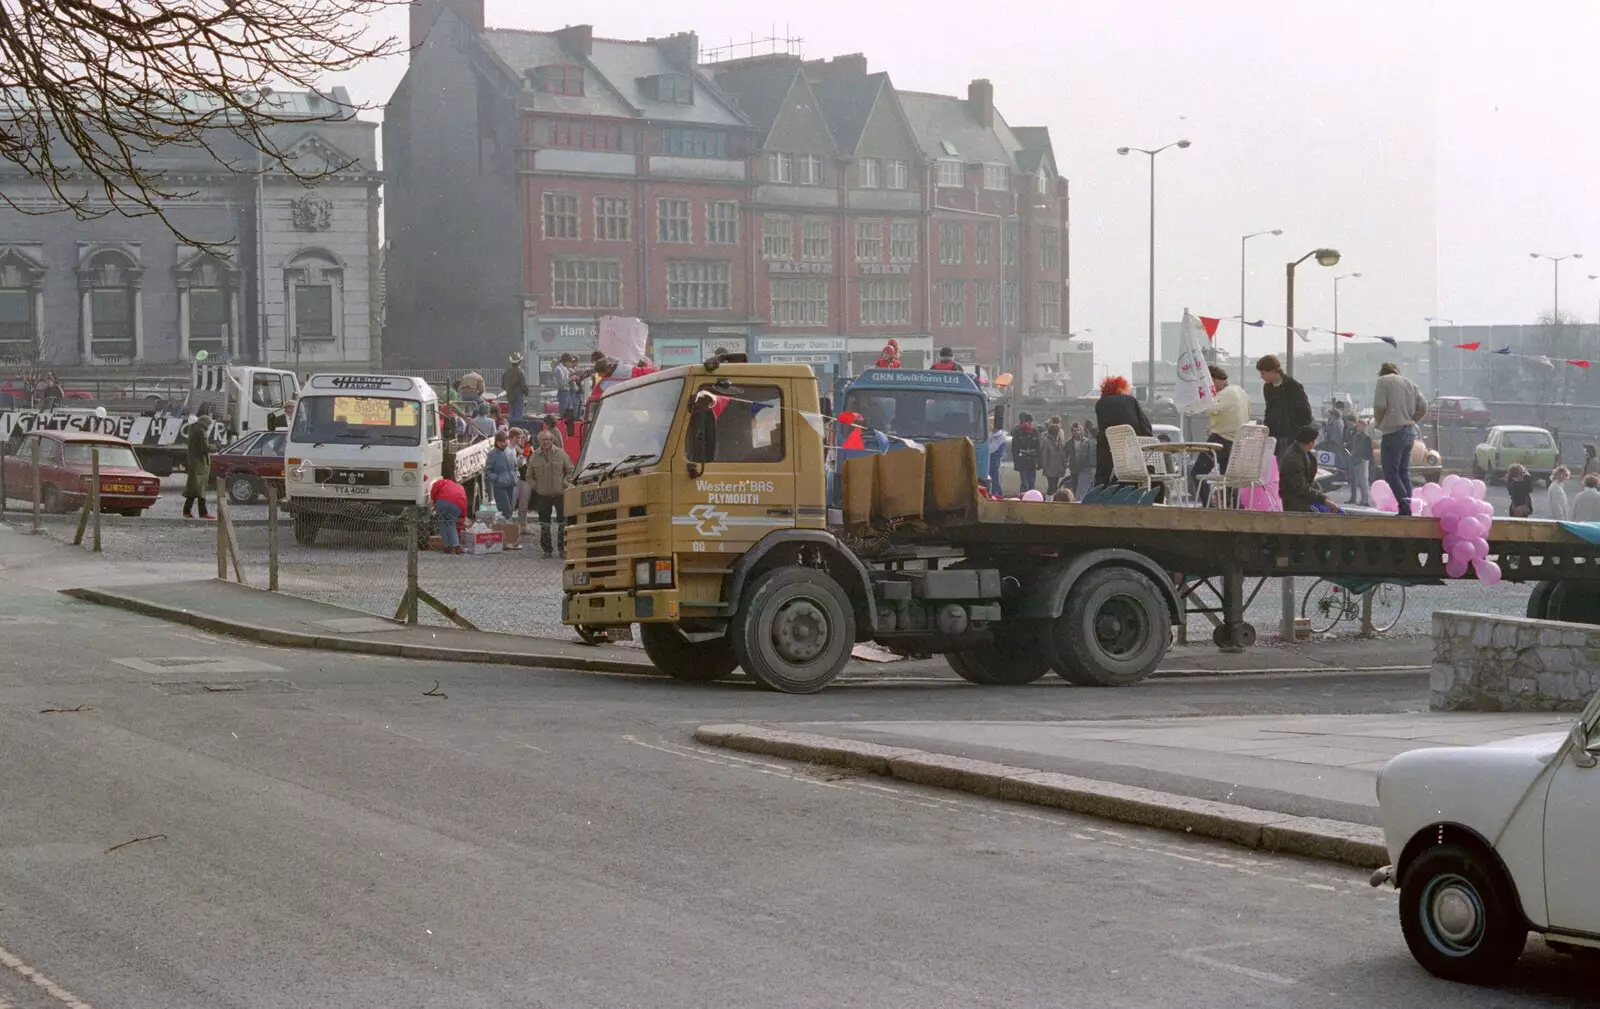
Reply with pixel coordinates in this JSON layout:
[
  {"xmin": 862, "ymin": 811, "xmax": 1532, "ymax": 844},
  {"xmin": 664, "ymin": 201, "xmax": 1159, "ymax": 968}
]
[
  {"xmin": 1198, "ymin": 316, "xmax": 1221, "ymax": 339},
  {"xmin": 1243, "ymin": 319, "xmax": 1265, "ymax": 327},
  {"xmin": 1494, "ymin": 347, "xmax": 1512, "ymax": 355},
  {"xmin": 1199, "ymin": 311, "xmax": 1600, "ymax": 368},
  {"xmin": 1570, "ymin": 360, "xmax": 1592, "ymax": 369},
  {"xmin": 1376, "ymin": 336, "xmax": 1398, "ymax": 347},
  {"xmin": 1293, "ymin": 327, "xmax": 1310, "ymax": 343},
  {"xmin": 1454, "ymin": 342, "xmax": 1481, "ymax": 350},
  {"xmin": 1337, "ymin": 331, "xmax": 1356, "ymax": 338}
]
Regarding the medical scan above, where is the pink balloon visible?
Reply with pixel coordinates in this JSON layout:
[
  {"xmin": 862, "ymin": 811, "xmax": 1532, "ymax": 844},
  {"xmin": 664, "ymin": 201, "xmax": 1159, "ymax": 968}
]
[
  {"xmin": 1409, "ymin": 497, "xmax": 1431, "ymax": 517},
  {"xmin": 1457, "ymin": 517, "xmax": 1482, "ymax": 540},
  {"xmin": 1472, "ymin": 558, "xmax": 1503, "ymax": 585},
  {"xmin": 1446, "ymin": 555, "xmax": 1470, "ymax": 578},
  {"xmin": 1450, "ymin": 479, "xmax": 1474, "ymax": 498},
  {"xmin": 1433, "ymin": 497, "xmax": 1460, "ymax": 519},
  {"xmin": 1419, "ymin": 482, "xmax": 1446, "ymax": 504},
  {"xmin": 1440, "ymin": 515, "xmax": 1461, "ymax": 536},
  {"xmin": 1441, "ymin": 474, "xmax": 1462, "ymax": 491},
  {"xmin": 1471, "ymin": 479, "xmax": 1488, "ymax": 497},
  {"xmin": 1021, "ymin": 489, "xmax": 1044, "ymax": 502}
]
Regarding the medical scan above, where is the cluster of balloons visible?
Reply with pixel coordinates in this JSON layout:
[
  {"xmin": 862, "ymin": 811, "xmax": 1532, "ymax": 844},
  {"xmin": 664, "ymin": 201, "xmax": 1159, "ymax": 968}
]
[{"xmin": 1373, "ymin": 475, "xmax": 1501, "ymax": 583}]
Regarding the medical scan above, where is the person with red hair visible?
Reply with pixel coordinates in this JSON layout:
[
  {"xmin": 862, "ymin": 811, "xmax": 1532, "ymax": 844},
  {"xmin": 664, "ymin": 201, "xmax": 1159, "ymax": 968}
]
[{"xmin": 1093, "ymin": 375, "xmax": 1152, "ymax": 487}]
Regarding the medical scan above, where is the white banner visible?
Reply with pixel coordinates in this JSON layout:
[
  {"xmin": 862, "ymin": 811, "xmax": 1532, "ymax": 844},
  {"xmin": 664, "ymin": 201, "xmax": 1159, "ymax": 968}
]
[
  {"xmin": 0, "ymin": 409, "xmax": 222, "ymax": 446},
  {"xmin": 599, "ymin": 316, "xmax": 648, "ymax": 365},
  {"xmin": 1173, "ymin": 311, "xmax": 1218, "ymax": 415}
]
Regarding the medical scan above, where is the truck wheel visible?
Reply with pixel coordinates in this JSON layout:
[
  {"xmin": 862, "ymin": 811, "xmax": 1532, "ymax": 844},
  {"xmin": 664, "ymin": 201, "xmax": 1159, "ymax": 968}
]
[
  {"xmin": 1399, "ymin": 843, "xmax": 1526, "ymax": 984},
  {"xmin": 640, "ymin": 624, "xmax": 738, "ymax": 682},
  {"xmin": 1526, "ymin": 581, "xmax": 1557, "ymax": 620},
  {"xmin": 1048, "ymin": 567, "xmax": 1170, "ymax": 686},
  {"xmin": 292, "ymin": 514, "xmax": 319, "ymax": 546},
  {"xmin": 226, "ymin": 473, "xmax": 260, "ymax": 505},
  {"xmin": 1546, "ymin": 581, "xmax": 1600, "ymax": 625},
  {"xmin": 731, "ymin": 567, "xmax": 855, "ymax": 694},
  {"xmin": 946, "ymin": 621, "xmax": 1052, "ymax": 685}
]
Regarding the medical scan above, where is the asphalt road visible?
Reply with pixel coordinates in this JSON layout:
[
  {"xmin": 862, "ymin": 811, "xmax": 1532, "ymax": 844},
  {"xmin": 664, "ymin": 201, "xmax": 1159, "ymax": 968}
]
[{"xmin": 0, "ymin": 528, "xmax": 1593, "ymax": 1008}]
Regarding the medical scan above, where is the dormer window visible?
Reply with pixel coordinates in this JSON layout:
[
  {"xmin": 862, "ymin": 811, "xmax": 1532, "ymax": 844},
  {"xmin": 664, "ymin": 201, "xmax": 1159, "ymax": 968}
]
[
  {"xmin": 654, "ymin": 74, "xmax": 693, "ymax": 104},
  {"xmin": 541, "ymin": 65, "xmax": 584, "ymax": 96}
]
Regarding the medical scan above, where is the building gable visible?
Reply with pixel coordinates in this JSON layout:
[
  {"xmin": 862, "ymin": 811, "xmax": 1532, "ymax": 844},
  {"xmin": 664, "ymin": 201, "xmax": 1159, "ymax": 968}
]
[
  {"xmin": 763, "ymin": 73, "xmax": 837, "ymax": 157},
  {"xmin": 849, "ymin": 79, "xmax": 920, "ymax": 164}
]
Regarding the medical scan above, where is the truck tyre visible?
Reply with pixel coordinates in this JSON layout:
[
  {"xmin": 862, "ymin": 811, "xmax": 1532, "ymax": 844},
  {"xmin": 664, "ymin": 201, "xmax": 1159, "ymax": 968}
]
[
  {"xmin": 640, "ymin": 624, "xmax": 738, "ymax": 682},
  {"xmin": 731, "ymin": 567, "xmax": 855, "ymax": 694},
  {"xmin": 1526, "ymin": 581, "xmax": 1557, "ymax": 620},
  {"xmin": 1546, "ymin": 581, "xmax": 1600, "ymax": 625},
  {"xmin": 1048, "ymin": 566, "xmax": 1170, "ymax": 687},
  {"xmin": 946, "ymin": 621, "xmax": 1052, "ymax": 685},
  {"xmin": 292, "ymin": 513, "xmax": 319, "ymax": 546},
  {"xmin": 1399, "ymin": 843, "xmax": 1526, "ymax": 984},
  {"xmin": 226, "ymin": 473, "xmax": 261, "ymax": 505}
]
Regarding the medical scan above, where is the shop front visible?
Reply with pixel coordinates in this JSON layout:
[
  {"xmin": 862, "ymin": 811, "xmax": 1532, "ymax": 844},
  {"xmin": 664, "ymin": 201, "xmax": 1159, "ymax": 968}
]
[
  {"xmin": 526, "ymin": 318, "xmax": 599, "ymax": 389},
  {"xmin": 651, "ymin": 325, "xmax": 752, "ymax": 368},
  {"xmin": 753, "ymin": 335, "xmax": 849, "ymax": 390}
]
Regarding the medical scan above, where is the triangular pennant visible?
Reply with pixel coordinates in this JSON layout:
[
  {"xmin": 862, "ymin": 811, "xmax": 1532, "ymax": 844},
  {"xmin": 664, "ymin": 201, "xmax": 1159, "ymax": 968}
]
[
  {"xmin": 1337, "ymin": 331, "xmax": 1356, "ymax": 338},
  {"xmin": 1569, "ymin": 360, "xmax": 1592, "ymax": 369},
  {"xmin": 1493, "ymin": 347, "xmax": 1512, "ymax": 355},
  {"xmin": 1244, "ymin": 319, "xmax": 1265, "ymax": 327},
  {"xmin": 1198, "ymin": 316, "xmax": 1221, "ymax": 339},
  {"xmin": 1453, "ymin": 342, "xmax": 1481, "ymax": 351},
  {"xmin": 797, "ymin": 410, "xmax": 827, "ymax": 439},
  {"xmin": 1376, "ymin": 336, "xmax": 1398, "ymax": 347},
  {"xmin": 1293, "ymin": 327, "xmax": 1310, "ymax": 343}
]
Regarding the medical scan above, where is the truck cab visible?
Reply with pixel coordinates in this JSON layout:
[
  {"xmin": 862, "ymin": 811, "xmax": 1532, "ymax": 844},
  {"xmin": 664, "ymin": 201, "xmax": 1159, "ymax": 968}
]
[
  {"xmin": 283, "ymin": 374, "xmax": 444, "ymax": 545},
  {"xmin": 830, "ymin": 368, "xmax": 989, "ymax": 507},
  {"xmin": 191, "ymin": 363, "xmax": 300, "ymax": 439}
]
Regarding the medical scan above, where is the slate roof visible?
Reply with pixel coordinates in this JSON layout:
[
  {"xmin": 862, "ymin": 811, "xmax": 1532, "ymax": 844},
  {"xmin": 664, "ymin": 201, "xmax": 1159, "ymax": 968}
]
[
  {"xmin": 897, "ymin": 90, "xmax": 1021, "ymax": 167},
  {"xmin": 809, "ymin": 73, "xmax": 888, "ymax": 156},
  {"xmin": 707, "ymin": 61, "xmax": 803, "ymax": 142}
]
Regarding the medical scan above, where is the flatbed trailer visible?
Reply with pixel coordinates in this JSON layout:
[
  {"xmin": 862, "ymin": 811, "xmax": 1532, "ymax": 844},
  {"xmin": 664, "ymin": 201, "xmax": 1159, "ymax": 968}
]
[{"xmin": 561, "ymin": 361, "xmax": 1600, "ymax": 694}]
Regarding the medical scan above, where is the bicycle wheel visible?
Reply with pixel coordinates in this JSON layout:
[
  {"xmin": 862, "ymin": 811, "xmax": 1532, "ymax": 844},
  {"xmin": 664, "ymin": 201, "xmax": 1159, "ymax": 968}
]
[
  {"xmin": 1301, "ymin": 579, "xmax": 1348, "ymax": 634},
  {"xmin": 1366, "ymin": 583, "xmax": 1406, "ymax": 633}
]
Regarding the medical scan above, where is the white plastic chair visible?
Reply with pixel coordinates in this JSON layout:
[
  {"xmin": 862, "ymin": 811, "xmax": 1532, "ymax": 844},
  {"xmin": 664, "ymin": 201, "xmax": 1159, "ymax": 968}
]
[
  {"xmin": 1139, "ymin": 435, "xmax": 1189, "ymax": 505},
  {"xmin": 1199, "ymin": 424, "xmax": 1271, "ymax": 509},
  {"xmin": 1108, "ymin": 425, "xmax": 1152, "ymax": 490}
]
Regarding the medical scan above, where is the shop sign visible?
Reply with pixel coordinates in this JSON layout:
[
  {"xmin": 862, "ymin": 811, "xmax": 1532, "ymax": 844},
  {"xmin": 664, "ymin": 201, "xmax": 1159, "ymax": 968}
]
[
  {"xmin": 766, "ymin": 261, "xmax": 833, "ymax": 275},
  {"xmin": 756, "ymin": 336, "xmax": 847, "ymax": 354},
  {"xmin": 859, "ymin": 263, "xmax": 913, "ymax": 275}
]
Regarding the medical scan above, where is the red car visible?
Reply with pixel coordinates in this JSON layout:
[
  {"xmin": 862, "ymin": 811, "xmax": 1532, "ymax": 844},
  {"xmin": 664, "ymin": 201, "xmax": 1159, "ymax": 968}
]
[
  {"xmin": 2, "ymin": 431, "xmax": 160, "ymax": 516},
  {"xmin": 1429, "ymin": 396, "xmax": 1492, "ymax": 426},
  {"xmin": 0, "ymin": 376, "xmax": 94, "ymax": 407},
  {"xmin": 211, "ymin": 430, "xmax": 287, "ymax": 504}
]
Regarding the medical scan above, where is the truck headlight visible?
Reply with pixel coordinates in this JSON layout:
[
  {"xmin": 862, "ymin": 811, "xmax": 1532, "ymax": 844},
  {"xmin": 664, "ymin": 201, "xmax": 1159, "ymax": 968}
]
[
  {"xmin": 401, "ymin": 470, "xmax": 417, "ymax": 485},
  {"xmin": 634, "ymin": 558, "xmax": 674, "ymax": 588},
  {"xmin": 290, "ymin": 465, "xmax": 309, "ymax": 483}
]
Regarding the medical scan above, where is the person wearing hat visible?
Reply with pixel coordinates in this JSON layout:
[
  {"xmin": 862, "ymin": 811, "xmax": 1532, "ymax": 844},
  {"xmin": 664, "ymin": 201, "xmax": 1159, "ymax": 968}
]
[
  {"xmin": 501, "ymin": 352, "xmax": 529, "ymax": 420},
  {"xmin": 931, "ymin": 346, "xmax": 962, "ymax": 372},
  {"xmin": 875, "ymin": 339, "xmax": 901, "ymax": 369},
  {"xmin": 1279, "ymin": 424, "xmax": 1341, "ymax": 513},
  {"xmin": 553, "ymin": 352, "xmax": 579, "ymax": 421}
]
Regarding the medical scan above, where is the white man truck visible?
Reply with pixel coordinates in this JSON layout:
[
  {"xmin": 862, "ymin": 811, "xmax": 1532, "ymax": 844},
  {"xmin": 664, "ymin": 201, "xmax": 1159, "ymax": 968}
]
[{"xmin": 284, "ymin": 373, "xmax": 492, "ymax": 546}]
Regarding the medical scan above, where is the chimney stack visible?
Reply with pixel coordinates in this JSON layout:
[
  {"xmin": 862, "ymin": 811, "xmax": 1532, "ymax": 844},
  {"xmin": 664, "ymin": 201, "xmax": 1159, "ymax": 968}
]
[
  {"xmin": 657, "ymin": 31, "xmax": 699, "ymax": 68},
  {"xmin": 409, "ymin": 0, "xmax": 484, "ymax": 54},
  {"xmin": 968, "ymin": 79, "xmax": 994, "ymax": 129},
  {"xmin": 554, "ymin": 24, "xmax": 594, "ymax": 58}
]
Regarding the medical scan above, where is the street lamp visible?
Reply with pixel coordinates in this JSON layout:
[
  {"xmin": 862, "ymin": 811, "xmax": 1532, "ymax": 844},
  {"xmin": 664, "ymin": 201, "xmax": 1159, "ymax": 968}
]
[
  {"xmin": 1240, "ymin": 229, "xmax": 1282, "ymax": 375},
  {"xmin": 1281, "ymin": 246, "xmax": 1339, "ymax": 642},
  {"xmin": 1425, "ymin": 316, "xmax": 1456, "ymax": 397},
  {"xmin": 1118, "ymin": 139, "xmax": 1192, "ymax": 403},
  {"xmin": 1331, "ymin": 272, "xmax": 1362, "ymax": 393},
  {"xmin": 1532, "ymin": 252, "xmax": 1583, "ymax": 402}
]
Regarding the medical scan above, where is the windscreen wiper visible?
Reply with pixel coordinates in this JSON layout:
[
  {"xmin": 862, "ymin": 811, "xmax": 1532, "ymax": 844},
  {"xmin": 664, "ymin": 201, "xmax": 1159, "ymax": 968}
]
[{"xmin": 606, "ymin": 453, "xmax": 656, "ymax": 479}]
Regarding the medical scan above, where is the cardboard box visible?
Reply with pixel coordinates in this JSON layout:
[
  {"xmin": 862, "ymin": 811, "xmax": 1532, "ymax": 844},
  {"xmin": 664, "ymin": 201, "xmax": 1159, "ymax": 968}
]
[
  {"xmin": 493, "ymin": 522, "xmax": 521, "ymax": 550},
  {"xmin": 428, "ymin": 535, "xmax": 444, "ymax": 551},
  {"xmin": 468, "ymin": 529, "xmax": 504, "ymax": 554}
]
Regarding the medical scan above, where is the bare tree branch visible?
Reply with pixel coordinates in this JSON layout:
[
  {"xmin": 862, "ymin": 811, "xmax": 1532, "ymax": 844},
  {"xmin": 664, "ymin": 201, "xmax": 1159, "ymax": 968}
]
[{"xmin": 0, "ymin": 0, "xmax": 404, "ymax": 249}]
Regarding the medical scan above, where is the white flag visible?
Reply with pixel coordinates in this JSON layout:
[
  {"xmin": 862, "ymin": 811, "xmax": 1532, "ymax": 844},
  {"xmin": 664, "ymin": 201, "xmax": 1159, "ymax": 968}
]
[
  {"xmin": 1293, "ymin": 327, "xmax": 1310, "ymax": 343},
  {"xmin": 1174, "ymin": 310, "xmax": 1218, "ymax": 415}
]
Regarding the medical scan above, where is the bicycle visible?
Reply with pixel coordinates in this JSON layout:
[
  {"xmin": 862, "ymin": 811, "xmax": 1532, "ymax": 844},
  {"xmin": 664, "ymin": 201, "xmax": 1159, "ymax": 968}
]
[{"xmin": 1300, "ymin": 579, "xmax": 1406, "ymax": 635}]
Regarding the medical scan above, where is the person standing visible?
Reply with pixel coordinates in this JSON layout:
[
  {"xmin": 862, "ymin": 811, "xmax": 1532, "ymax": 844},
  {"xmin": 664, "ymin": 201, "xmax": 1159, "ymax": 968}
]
[
  {"xmin": 1371, "ymin": 362, "xmax": 1429, "ymax": 516},
  {"xmin": 456, "ymin": 370, "xmax": 486, "ymax": 404},
  {"xmin": 1505, "ymin": 464, "xmax": 1535, "ymax": 518},
  {"xmin": 984, "ymin": 406, "xmax": 1007, "ymax": 496},
  {"xmin": 553, "ymin": 353, "xmax": 579, "ymax": 422},
  {"xmin": 485, "ymin": 430, "xmax": 519, "ymax": 521},
  {"xmin": 1191, "ymin": 365, "xmax": 1250, "ymax": 491},
  {"xmin": 875, "ymin": 339, "xmax": 901, "ymax": 368},
  {"xmin": 182, "ymin": 406, "xmax": 213, "ymax": 519},
  {"xmin": 1346, "ymin": 418, "xmax": 1374, "ymax": 506},
  {"xmin": 1278, "ymin": 425, "xmax": 1341, "ymax": 514},
  {"xmin": 1572, "ymin": 474, "xmax": 1600, "ymax": 521},
  {"xmin": 1066, "ymin": 422, "xmax": 1096, "ymax": 496},
  {"xmin": 1040, "ymin": 418, "xmax": 1070, "ymax": 496},
  {"xmin": 427, "ymin": 476, "xmax": 468, "ymax": 554},
  {"xmin": 1010, "ymin": 412, "xmax": 1041, "ymax": 494},
  {"xmin": 1584, "ymin": 444, "xmax": 1600, "ymax": 479},
  {"xmin": 540, "ymin": 414, "xmax": 565, "ymax": 451},
  {"xmin": 931, "ymin": 346, "xmax": 962, "ymax": 372},
  {"xmin": 1255, "ymin": 355, "xmax": 1312, "ymax": 449},
  {"xmin": 501, "ymin": 353, "xmax": 529, "ymax": 420},
  {"xmin": 528, "ymin": 428, "xmax": 575, "ymax": 557},
  {"xmin": 1548, "ymin": 466, "xmax": 1573, "ymax": 521},
  {"xmin": 1093, "ymin": 375, "xmax": 1153, "ymax": 487}
]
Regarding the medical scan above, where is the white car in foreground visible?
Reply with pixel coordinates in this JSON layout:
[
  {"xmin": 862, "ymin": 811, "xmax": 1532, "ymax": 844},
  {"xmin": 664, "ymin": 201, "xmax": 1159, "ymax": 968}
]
[{"xmin": 1372, "ymin": 690, "xmax": 1600, "ymax": 983}]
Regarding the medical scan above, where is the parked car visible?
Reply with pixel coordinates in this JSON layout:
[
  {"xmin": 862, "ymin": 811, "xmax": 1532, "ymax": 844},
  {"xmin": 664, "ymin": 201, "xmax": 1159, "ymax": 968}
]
[
  {"xmin": 1430, "ymin": 395, "xmax": 1492, "ymax": 426},
  {"xmin": 1, "ymin": 431, "xmax": 160, "ymax": 515},
  {"xmin": 1473, "ymin": 425, "xmax": 1559, "ymax": 483},
  {"xmin": 211, "ymin": 430, "xmax": 287, "ymax": 504},
  {"xmin": 1367, "ymin": 432, "xmax": 1443, "ymax": 484},
  {"xmin": 0, "ymin": 376, "xmax": 93, "ymax": 408},
  {"xmin": 1371, "ymin": 688, "xmax": 1600, "ymax": 984}
]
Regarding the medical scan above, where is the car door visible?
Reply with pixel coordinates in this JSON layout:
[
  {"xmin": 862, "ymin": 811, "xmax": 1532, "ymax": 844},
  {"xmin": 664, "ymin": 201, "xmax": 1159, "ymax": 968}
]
[
  {"xmin": 1543, "ymin": 717, "xmax": 1600, "ymax": 933},
  {"xmin": 3, "ymin": 433, "xmax": 35, "ymax": 499}
]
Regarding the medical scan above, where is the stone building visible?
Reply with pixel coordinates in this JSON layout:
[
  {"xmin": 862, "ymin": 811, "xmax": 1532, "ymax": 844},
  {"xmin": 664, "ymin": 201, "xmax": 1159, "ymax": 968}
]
[{"xmin": 0, "ymin": 89, "xmax": 382, "ymax": 377}]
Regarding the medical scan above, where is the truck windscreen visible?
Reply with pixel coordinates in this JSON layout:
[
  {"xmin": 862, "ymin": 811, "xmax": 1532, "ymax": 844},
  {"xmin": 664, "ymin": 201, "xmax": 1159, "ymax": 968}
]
[
  {"xmin": 842, "ymin": 389, "xmax": 983, "ymax": 443},
  {"xmin": 577, "ymin": 377, "xmax": 685, "ymax": 471},
  {"xmin": 291, "ymin": 395, "xmax": 422, "ymax": 445}
]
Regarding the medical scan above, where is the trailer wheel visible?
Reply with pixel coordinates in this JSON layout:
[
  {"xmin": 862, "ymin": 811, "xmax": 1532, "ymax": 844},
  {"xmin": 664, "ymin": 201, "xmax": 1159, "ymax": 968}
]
[
  {"xmin": 946, "ymin": 621, "xmax": 1052, "ymax": 685},
  {"xmin": 1546, "ymin": 581, "xmax": 1600, "ymax": 625},
  {"xmin": 640, "ymin": 624, "xmax": 738, "ymax": 682},
  {"xmin": 292, "ymin": 513, "xmax": 319, "ymax": 546},
  {"xmin": 1048, "ymin": 566, "xmax": 1170, "ymax": 686},
  {"xmin": 731, "ymin": 567, "xmax": 855, "ymax": 694},
  {"xmin": 1526, "ymin": 581, "xmax": 1557, "ymax": 620}
]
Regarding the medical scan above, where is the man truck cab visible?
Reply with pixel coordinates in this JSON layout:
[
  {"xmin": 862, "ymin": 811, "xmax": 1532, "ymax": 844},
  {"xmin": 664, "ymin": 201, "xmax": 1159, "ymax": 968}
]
[
  {"xmin": 284, "ymin": 374, "xmax": 444, "ymax": 545},
  {"xmin": 830, "ymin": 368, "xmax": 989, "ymax": 508}
]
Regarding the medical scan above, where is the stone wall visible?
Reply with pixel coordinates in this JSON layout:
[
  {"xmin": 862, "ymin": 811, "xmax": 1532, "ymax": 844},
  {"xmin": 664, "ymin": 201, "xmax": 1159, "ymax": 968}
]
[{"xmin": 1432, "ymin": 610, "xmax": 1600, "ymax": 712}]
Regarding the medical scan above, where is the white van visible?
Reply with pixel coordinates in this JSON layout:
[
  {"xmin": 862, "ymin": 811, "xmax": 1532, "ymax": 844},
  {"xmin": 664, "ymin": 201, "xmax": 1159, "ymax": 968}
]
[{"xmin": 284, "ymin": 374, "xmax": 443, "ymax": 545}]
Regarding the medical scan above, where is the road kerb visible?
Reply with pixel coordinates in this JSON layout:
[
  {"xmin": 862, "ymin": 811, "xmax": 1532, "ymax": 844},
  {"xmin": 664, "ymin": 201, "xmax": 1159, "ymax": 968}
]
[{"xmin": 694, "ymin": 723, "xmax": 1387, "ymax": 869}]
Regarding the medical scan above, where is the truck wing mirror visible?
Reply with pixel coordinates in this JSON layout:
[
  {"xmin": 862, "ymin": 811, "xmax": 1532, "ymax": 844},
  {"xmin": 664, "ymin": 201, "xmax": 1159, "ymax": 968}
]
[{"xmin": 686, "ymin": 409, "xmax": 718, "ymax": 466}]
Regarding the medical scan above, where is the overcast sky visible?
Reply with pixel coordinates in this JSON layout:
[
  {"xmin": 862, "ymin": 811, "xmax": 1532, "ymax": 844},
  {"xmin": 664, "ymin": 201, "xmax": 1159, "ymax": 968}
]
[{"xmin": 331, "ymin": 0, "xmax": 1600, "ymax": 375}]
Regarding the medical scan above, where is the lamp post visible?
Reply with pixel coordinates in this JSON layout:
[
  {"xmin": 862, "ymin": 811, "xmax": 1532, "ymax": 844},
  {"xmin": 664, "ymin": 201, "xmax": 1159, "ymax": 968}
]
[
  {"xmin": 1331, "ymin": 272, "xmax": 1362, "ymax": 394},
  {"xmin": 1281, "ymin": 246, "xmax": 1340, "ymax": 642},
  {"xmin": 1532, "ymin": 252, "xmax": 1583, "ymax": 403},
  {"xmin": 1118, "ymin": 139, "xmax": 1191, "ymax": 404},
  {"xmin": 1240, "ymin": 229, "xmax": 1282, "ymax": 376},
  {"xmin": 1425, "ymin": 316, "xmax": 1456, "ymax": 397}
]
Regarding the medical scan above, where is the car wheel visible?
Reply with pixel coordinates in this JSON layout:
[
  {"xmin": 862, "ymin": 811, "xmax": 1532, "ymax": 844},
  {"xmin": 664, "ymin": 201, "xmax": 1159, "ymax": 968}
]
[
  {"xmin": 1471, "ymin": 461, "xmax": 1486, "ymax": 479},
  {"xmin": 1399, "ymin": 843, "xmax": 1526, "ymax": 984},
  {"xmin": 118, "ymin": 508, "xmax": 143, "ymax": 518},
  {"xmin": 41, "ymin": 484, "xmax": 62, "ymax": 513},
  {"xmin": 226, "ymin": 473, "xmax": 260, "ymax": 505}
]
